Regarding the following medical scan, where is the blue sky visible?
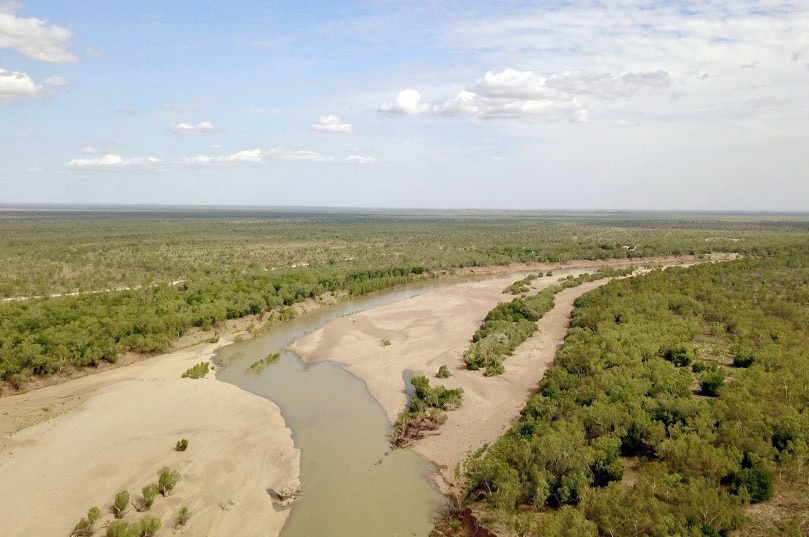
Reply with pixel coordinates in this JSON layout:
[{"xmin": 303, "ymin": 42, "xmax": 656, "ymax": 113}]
[{"xmin": 1, "ymin": 0, "xmax": 807, "ymax": 210}]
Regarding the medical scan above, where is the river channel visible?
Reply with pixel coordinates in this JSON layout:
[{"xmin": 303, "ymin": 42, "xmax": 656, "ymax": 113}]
[{"xmin": 214, "ymin": 269, "xmax": 591, "ymax": 536}]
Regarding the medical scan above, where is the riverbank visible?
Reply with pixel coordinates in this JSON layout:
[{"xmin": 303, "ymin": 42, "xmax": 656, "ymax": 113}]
[{"xmin": 0, "ymin": 334, "xmax": 300, "ymax": 537}]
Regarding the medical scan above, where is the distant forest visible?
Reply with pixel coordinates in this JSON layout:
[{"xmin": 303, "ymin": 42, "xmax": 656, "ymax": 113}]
[{"xmin": 1, "ymin": 208, "xmax": 808, "ymax": 393}]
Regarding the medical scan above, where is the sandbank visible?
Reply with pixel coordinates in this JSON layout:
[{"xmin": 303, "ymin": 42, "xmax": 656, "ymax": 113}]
[
  {"xmin": 290, "ymin": 269, "xmax": 609, "ymax": 492},
  {"xmin": 290, "ymin": 258, "xmax": 709, "ymax": 492},
  {"xmin": 0, "ymin": 336, "xmax": 300, "ymax": 537}
]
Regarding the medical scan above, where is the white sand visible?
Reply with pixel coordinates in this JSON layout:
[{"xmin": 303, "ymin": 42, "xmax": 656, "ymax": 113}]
[{"xmin": 0, "ymin": 339, "xmax": 299, "ymax": 537}]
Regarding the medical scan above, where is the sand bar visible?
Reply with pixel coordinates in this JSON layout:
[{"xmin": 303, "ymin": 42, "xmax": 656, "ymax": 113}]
[
  {"xmin": 0, "ymin": 337, "xmax": 300, "ymax": 537},
  {"xmin": 290, "ymin": 258, "xmax": 710, "ymax": 492}
]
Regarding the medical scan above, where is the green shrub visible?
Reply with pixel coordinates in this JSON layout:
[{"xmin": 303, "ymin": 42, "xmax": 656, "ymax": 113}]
[
  {"xmin": 246, "ymin": 352, "xmax": 280, "ymax": 374},
  {"xmin": 113, "ymin": 490, "xmax": 129, "ymax": 518},
  {"xmin": 733, "ymin": 353, "xmax": 756, "ymax": 368},
  {"xmin": 175, "ymin": 438, "xmax": 188, "ymax": 452},
  {"xmin": 107, "ymin": 516, "xmax": 162, "ymax": 537},
  {"xmin": 182, "ymin": 362, "xmax": 209, "ymax": 379},
  {"xmin": 174, "ymin": 506, "xmax": 191, "ymax": 529},
  {"xmin": 701, "ymin": 371, "xmax": 725, "ymax": 397},
  {"xmin": 141, "ymin": 483, "xmax": 158, "ymax": 510},
  {"xmin": 136, "ymin": 516, "xmax": 162, "ymax": 536},
  {"xmin": 71, "ymin": 506, "xmax": 101, "ymax": 537},
  {"xmin": 158, "ymin": 466, "xmax": 181, "ymax": 496},
  {"xmin": 731, "ymin": 466, "xmax": 775, "ymax": 503},
  {"xmin": 437, "ymin": 365, "xmax": 450, "ymax": 378},
  {"xmin": 663, "ymin": 345, "xmax": 694, "ymax": 367}
]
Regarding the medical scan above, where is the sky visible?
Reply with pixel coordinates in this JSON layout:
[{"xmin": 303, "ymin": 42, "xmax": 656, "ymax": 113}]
[{"xmin": 1, "ymin": 0, "xmax": 808, "ymax": 210}]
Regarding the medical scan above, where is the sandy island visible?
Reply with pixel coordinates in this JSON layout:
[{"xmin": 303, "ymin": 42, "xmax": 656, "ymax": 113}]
[
  {"xmin": 0, "ymin": 335, "xmax": 300, "ymax": 537},
  {"xmin": 290, "ymin": 257, "xmax": 712, "ymax": 493}
]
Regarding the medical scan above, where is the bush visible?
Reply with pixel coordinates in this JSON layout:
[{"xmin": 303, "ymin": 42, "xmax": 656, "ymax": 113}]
[
  {"xmin": 733, "ymin": 353, "xmax": 756, "ymax": 368},
  {"xmin": 107, "ymin": 516, "xmax": 162, "ymax": 537},
  {"xmin": 158, "ymin": 466, "xmax": 181, "ymax": 496},
  {"xmin": 182, "ymin": 362, "xmax": 209, "ymax": 379},
  {"xmin": 175, "ymin": 438, "xmax": 188, "ymax": 452},
  {"xmin": 71, "ymin": 506, "xmax": 101, "ymax": 537},
  {"xmin": 437, "ymin": 365, "xmax": 450, "ymax": 378},
  {"xmin": 701, "ymin": 371, "xmax": 725, "ymax": 397},
  {"xmin": 731, "ymin": 466, "xmax": 775, "ymax": 503},
  {"xmin": 663, "ymin": 345, "xmax": 694, "ymax": 367},
  {"xmin": 141, "ymin": 483, "xmax": 158, "ymax": 510},
  {"xmin": 113, "ymin": 490, "xmax": 129, "ymax": 518},
  {"xmin": 174, "ymin": 506, "xmax": 191, "ymax": 529}
]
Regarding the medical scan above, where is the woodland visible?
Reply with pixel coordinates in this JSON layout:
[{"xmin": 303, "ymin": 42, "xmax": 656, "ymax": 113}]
[
  {"xmin": 1, "ymin": 207, "xmax": 808, "ymax": 392},
  {"xmin": 454, "ymin": 254, "xmax": 809, "ymax": 537}
]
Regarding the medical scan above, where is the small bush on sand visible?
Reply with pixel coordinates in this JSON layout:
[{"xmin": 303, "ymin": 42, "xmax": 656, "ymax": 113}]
[
  {"xmin": 175, "ymin": 438, "xmax": 188, "ymax": 452},
  {"xmin": 71, "ymin": 506, "xmax": 101, "ymax": 537},
  {"xmin": 158, "ymin": 466, "xmax": 181, "ymax": 496},
  {"xmin": 113, "ymin": 490, "xmax": 129, "ymax": 518},
  {"xmin": 181, "ymin": 362, "xmax": 209, "ymax": 379},
  {"xmin": 141, "ymin": 483, "xmax": 159, "ymax": 510},
  {"xmin": 174, "ymin": 506, "xmax": 191, "ymax": 529}
]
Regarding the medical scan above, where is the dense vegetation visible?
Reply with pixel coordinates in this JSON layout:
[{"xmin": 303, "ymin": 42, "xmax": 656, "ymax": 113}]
[
  {"xmin": 458, "ymin": 254, "xmax": 809, "ymax": 536},
  {"xmin": 392, "ymin": 375, "xmax": 464, "ymax": 448},
  {"xmin": 2, "ymin": 207, "xmax": 809, "ymax": 391},
  {"xmin": 465, "ymin": 268, "xmax": 635, "ymax": 375}
]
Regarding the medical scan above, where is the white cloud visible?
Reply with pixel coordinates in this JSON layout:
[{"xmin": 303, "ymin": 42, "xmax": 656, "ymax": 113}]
[
  {"xmin": 42, "ymin": 75, "xmax": 69, "ymax": 86},
  {"xmin": 223, "ymin": 149, "xmax": 262, "ymax": 162},
  {"xmin": 311, "ymin": 115, "xmax": 353, "ymax": 132},
  {"xmin": 169, "ymin": 120, "xmax": 214, "ymax": 135},
  {"xmin": 0, "ymin": 2, "xmax": 78, "ymax": 62},
  {"xmin": 81, "ymin": 145, "xmax": 96, "ymax": 154},
  {"xmin": 269, "ymin": 147, "xmax": 375, "ymax": 164},
  {"xmin": 269, "ymin": 147, "xmax": 327, "ymax": 162},
  {"xmin": 345, "ymin": 155, "xmax": 376, "ymax": 164},
  {"xmin": 178, "ymin": 149, "xmax": 262, "ymax": 165},
  {"xmin": 379, "ymin": 89, "xmax": 430, "ymax": 115},
  {"xmin": 66, "ymin": 147, "xmax": 375, "ymax": 170},
  {"xmin": 438, "ymin": 69, "xmax": 589, "ymax": 121},
  {"xmin": 382, "ymin": 69, "xmax": 671, "ymax": 123},
  {"xmin": 67, "ymin": 154, "xmax": 159, "ymax": 167},
  {"xmin": 0, "ymin": 67, "xmax": 41, "ymax": 102},
  {"xmin": 545, "ymin": 71, "xmax": 671, "ymax": 98}
]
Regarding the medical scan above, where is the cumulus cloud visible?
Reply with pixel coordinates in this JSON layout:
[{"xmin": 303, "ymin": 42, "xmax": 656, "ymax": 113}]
[
  {"xmin": 0, "ymin": 2, "xmax": 78, "ymax": 62},
  {"xmin": 67, "ymin": 154, "xmax": 160, "ymax": 167},
  {"xmin": 379, "ymin": 89, "xmax": 430, "ymax": 115},
  {"xmin": 169, "ymin": 120, "xmax": 213, "ymax": 135},
  {"xmin": 0, "ymin": 67, "xmax": 41, "ymax": 102},
  {"xmin": 311, "ymin": 115, "xmax": 353, "ymax": 132},
  {"xmin": 81, "ymin": 145, "xmax": 96, "ymax": 154},
  {"xmin": 439, "ymin": 69, "xmax": 585, "ymax": 121},
  {"xmin": 384, "ymin": 68, "xmax": 671, "ymax": 122}
]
